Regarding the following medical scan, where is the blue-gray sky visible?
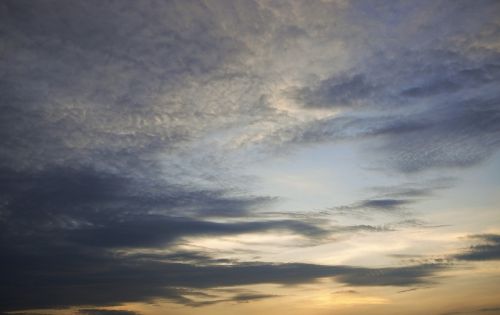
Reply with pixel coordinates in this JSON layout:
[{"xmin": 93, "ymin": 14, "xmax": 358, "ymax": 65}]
[{"xmin": 1, "ymin": 1, "xmax": 500, "ymax": 314}]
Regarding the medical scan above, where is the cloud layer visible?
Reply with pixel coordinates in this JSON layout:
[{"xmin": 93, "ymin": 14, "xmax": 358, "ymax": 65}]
[{"xmin": 1, "ymin": 0, "xmax": 499, "ymax": 313}]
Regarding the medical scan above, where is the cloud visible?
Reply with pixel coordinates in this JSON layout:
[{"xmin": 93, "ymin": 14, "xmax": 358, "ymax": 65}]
[
  {"xmin": 291, "ymin": 73, "xmax": 375, "ymax": 108},
  {"xmin": 0, "ymin": 164, "xmax": 413, "ymax": 312},
  {"xmin": 439, "ymin": 306, "xmax": 500, "ymax": 315},
  {"xmin": 401, "ymin": 80, "xmax": 460, "ymax": 98},
  {"xmin": 229, "ymin": 293, "xmax": 278, "ymax": 303},
  {"xmin": 0, "ymin": 0, "xmax": 273, "ymax": 179},
  {"xmin": 79, "ymin": 310, "xmax": 140, "ymax": 315},
  {"xmin": 335, "ymin": 264, "xmax": 445, "ymax": 287},
  {"xmin": 0, "ymin": 248, "xmax": 446, "ymax": 312},
  {"xmin": 332, "ymin": 290, "xmax": 359, "ymax": 295},
  {"xmin": 2, "ymin": 0, "xmax": 499, "ymax": 177},
  {"xmin": 165, "ymin": 290, "xmax": 279, "ymax": 307},
  {"xmin": 331, "ymin": 198, "xmax": 414, "ymax": 217},
  {"xmin": 454, "ymin": 234, "xmax": 500, "ymax": 261},
  {"xmin": 0, "ymin": 166, "xmax": 330, "ymax": 250},
  {"xmin": 370, "ymin": 178, "xmax": 456, "ymax": 199},
  {"xmin": 66, "ymin": 216, "xmax": 329, "ymax": 248},
  {"xmin": 0, "ymin": 160, "xmax": 447, "ymax": 311},
  {"xmin": 358, "ymin": 199, "xmax": 413, "ymax": 211},
  {"xmin": 275, "ymin": 3, "xmax": 500, "ymax": 173},
  {"xmin": 1, "ymin": 0, "xmax": 498, "ymax": 313},
  {"xmin": 478, "ymin": 307, "xmax": 500, "ymax": 313},
  {"xmin": 378, "ymin": 98, "xmax": 500, "ymax": 173},
  {"xmin": 0, "ymin": 158, "xmax": 415, "ymax": 312},
  {"xmin": 397, "ymin": 287, "xmax": 423, "ymax": 294},
  {"xmin": 279, "ymin": 90, "xmax": 500, "ymax": 173},
  {"xmin": 0, "ymin": 163, "xmax": 332, "ymax": 313}
]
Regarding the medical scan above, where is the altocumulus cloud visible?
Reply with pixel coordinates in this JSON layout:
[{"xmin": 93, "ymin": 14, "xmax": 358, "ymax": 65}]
[
  {"xmin": 275, "ymin": 2, "xmax": 500, "ymax": 173},
  {"xmin": 1, "ymin": 0, "xmax": 499, "ymax": 313}
]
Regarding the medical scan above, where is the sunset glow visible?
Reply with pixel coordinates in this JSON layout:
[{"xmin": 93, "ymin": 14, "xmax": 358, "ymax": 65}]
[{"xmin": 1, "ymin": 1, "xmax": 500, "ymax": 315}]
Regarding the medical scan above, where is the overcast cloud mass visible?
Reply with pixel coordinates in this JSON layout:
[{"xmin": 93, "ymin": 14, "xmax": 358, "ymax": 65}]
[{"xmin": 1, "ymin": 1, "xmax": 500, "ymax": 314}]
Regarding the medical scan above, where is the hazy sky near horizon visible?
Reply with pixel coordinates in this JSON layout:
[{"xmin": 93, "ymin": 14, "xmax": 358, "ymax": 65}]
[{"xmin": 1, "ymin": 0, "xmax": 500, "ymax": 314}]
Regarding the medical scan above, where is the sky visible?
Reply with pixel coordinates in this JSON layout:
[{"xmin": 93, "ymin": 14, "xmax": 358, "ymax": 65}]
[{"xmin": 1, "ymin": 0, "xmax": 500, "ymax": 314}]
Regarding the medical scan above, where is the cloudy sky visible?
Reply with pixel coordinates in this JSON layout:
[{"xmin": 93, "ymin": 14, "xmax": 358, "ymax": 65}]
[{"xmin": 1, "ymin": 0, "xmax": 500, "ymax": 314}]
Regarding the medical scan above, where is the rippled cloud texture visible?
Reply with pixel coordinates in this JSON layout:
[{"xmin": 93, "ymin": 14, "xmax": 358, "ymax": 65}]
[{"xmin": 1, "ymin": 1, "xmax": 500, "ymax": 314}]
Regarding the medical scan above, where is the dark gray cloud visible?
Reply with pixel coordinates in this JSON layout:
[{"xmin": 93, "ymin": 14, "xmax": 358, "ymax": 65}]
[
  {"xmin": 439, "ymin": 306, "xmax": 500, "ymax": 315},
  {"xmin": 454, "ymin": 234, "xmax": 500, "ymax": 261},
  {"xmin": 401, "ymin": 80, "xmax": 460, "ymax": 98},
  {"xmin": 281, "ymin": 14, "xmax": 500, "ymax": 173},
  {"xmin": 397, "ymin": 287, "xmax": 421, "ymax": 293},
  {"xmin": 327, "ymin": 179, "xmax": 457, "ymax": 222},
  {"xmin": 334, "ymin": 179, "xmax": 455, "ymax": 228},
  {"xmin": 358, "ymin": 199, "xmax": 413, "ymax": 211},
  {"xmin": 370, "ymin": 178, "xmax": 456, "ymax": 199},
  {"xmin": 0, "ymin": 146, "xmax": 416, "ymax": 312},
  {"xmin": 0, "ymin": 164, "xmax": 408, "ymax": 312},
  {"xmin": 66, "ymin": 216, "xmax": 328, "ymax": 248},
  {"xmin": 291, "ymin": 74, "xmax": 374, "ymax": 108},
  {"xmin": 280, "ymin": 90, "xmax": 500, "ymax": 172},
  {"xmin": 332, "ymin": 224, "xmax": 393, "ymax": 233},
  {"xmin": 331, "ymin": 198, "xmax": 413, "ymax": 217},
  {"xmin": 0, "ymin": 162, "xmax": 323, "ymax": 312},
  {"xmin": 0, "ymin": 160, "xmax": 445, "ymax": 311},
  {"xmin": 0, "ymin": 166, "xmax": 328, "ymax": 250},
  {"xmin": 478, "ymin": 307, "xmax": 500, "ymax": 313},
  {"xmin": 400, "ymin": 62, "xmax": 500, "ymax": 98},
  {"xmin": 164, "ymin": 290, "xmax": 279, "ymax": 307},
  {"xmin": 335, "ymin": 263, "xmax": 445, "ymax": 287},
  {"xmin": 229, "ymin": 293, "xmax": 278, "ymax": 303},
  {"xmin": 79, "ymin": 310, "xmax": 140, "ymax": 315},
  {"xmin": 378, "ymin": 98, "xmax": 500, "ymax": 172},
  {"xmin": 130, "ymin": 251, "xmax": 237, "ymax": 265},
  {"xmin": 332, "ymin": 289, "xmax": 359, "ymax": 295},
  {"xmin": 0, "ymin": 0, "xmax": 269, "ymax": 177},
  {"xmin": 0, "ymin": 246, "xmax": 446, "ymax": 312}
]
